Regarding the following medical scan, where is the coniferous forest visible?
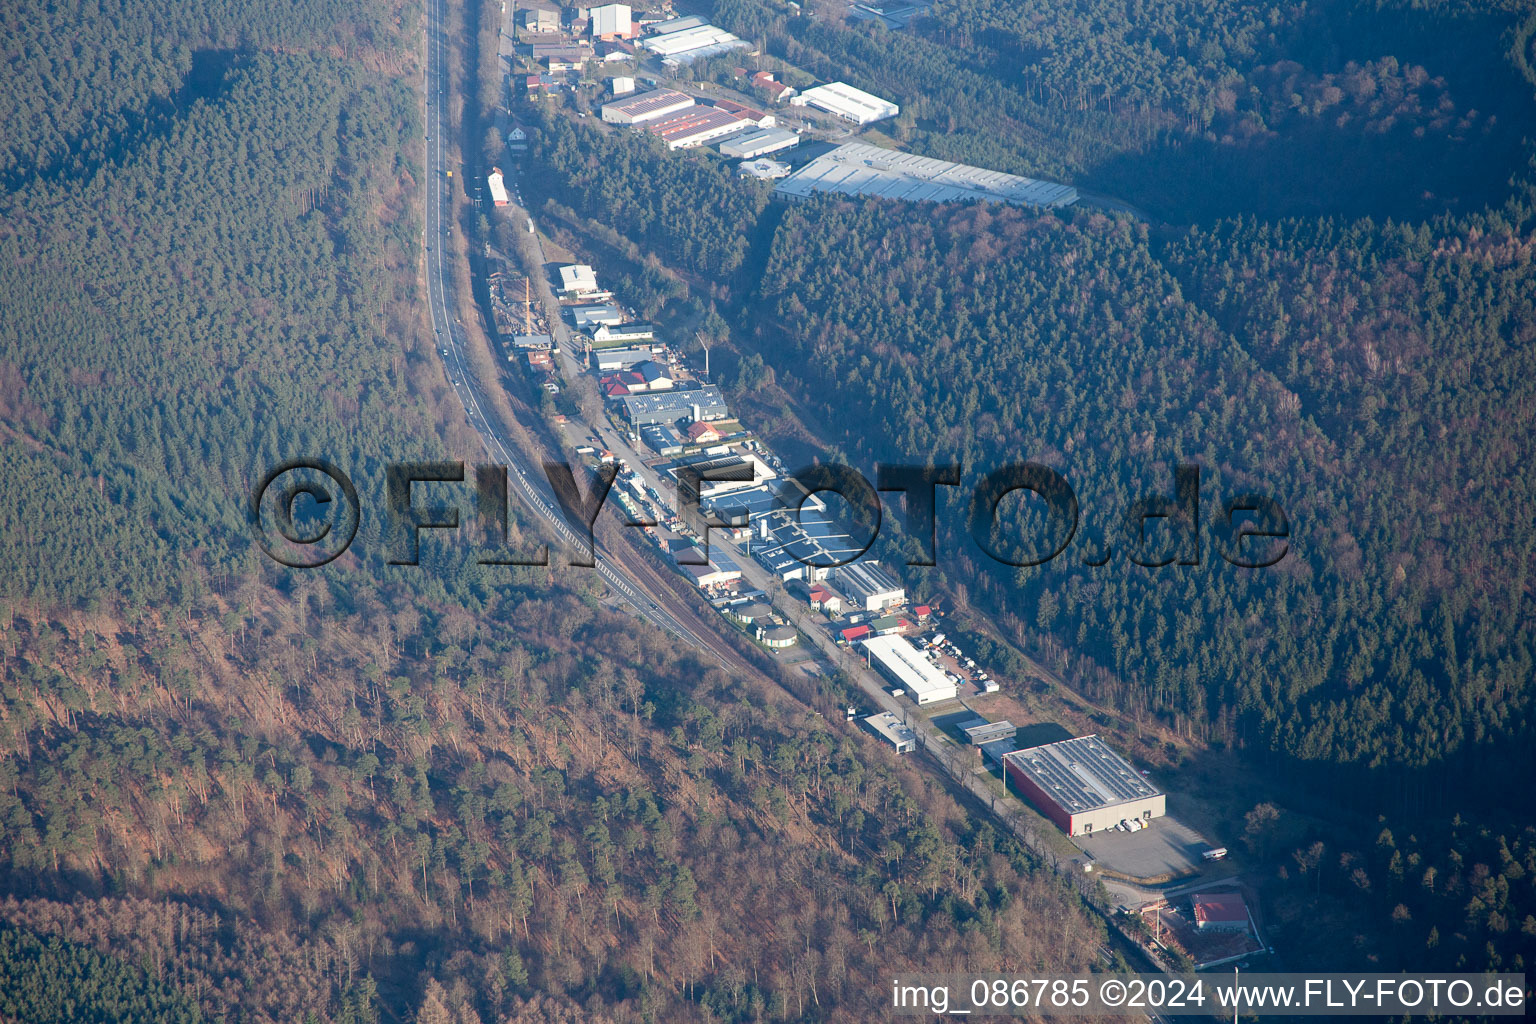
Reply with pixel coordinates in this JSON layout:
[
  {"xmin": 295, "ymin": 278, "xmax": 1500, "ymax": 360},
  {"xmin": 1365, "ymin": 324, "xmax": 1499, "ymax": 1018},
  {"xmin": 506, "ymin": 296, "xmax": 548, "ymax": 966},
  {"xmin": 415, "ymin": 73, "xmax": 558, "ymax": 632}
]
[
  {"xmin": 4, "ymin": 0, "xmax": 1536, "ymax": 1015},
  {"xmin": 0, "ymin": 0, "xmax": 1112, "ymax": 1019},
  {"xmin": 526, "ymin": 0, "xmax": 1536, "ymax": 982}
]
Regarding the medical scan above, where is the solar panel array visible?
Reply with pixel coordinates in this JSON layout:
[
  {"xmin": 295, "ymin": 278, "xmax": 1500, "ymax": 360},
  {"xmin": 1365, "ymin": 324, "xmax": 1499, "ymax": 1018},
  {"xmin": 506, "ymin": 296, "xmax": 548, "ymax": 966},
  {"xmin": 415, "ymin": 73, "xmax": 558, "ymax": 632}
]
[
  {"xmin": 776, "ymin": 142, "xmax": 1078, "ymax": 208},
  {"xmin": 1004, "ymin": 735, "xmax": 1159, "ymax": 813}
]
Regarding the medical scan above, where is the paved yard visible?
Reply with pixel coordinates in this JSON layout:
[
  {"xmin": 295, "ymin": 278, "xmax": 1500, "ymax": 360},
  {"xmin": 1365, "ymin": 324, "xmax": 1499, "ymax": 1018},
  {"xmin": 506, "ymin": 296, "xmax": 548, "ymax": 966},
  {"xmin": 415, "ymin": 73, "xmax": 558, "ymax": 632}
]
[{"xmin": 1075, "ymin": 813, "xmax": 1209, "ymax": 882}]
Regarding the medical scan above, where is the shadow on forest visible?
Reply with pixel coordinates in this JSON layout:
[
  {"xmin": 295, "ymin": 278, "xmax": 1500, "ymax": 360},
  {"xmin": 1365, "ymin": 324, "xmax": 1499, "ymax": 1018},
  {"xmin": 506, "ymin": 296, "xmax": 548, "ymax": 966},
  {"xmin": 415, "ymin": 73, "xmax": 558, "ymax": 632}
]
[
  {"xmin": 3, "ymin": 48, "xmax": 244, "ymax": 194},
  {"xmin": 1084, "ymin": 7, "xmax": 1533, "ymax": 224}
]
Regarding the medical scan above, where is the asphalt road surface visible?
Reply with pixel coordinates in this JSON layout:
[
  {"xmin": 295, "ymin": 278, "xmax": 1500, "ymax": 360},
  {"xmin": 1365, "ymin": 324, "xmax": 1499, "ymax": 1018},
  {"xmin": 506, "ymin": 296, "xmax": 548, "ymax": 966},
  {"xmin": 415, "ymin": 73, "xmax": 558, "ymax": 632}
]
[{"xmin": 421, "ymin": 0, "xmax": 713, "ymax": 655}]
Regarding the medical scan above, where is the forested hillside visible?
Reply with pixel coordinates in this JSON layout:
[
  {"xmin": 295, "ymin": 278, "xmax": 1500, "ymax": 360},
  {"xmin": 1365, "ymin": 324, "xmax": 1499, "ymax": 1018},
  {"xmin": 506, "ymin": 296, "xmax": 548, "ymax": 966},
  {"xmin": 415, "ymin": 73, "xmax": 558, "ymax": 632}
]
[
  {"xmin": 0, "ymin": 588, "xmax": 1105, "ymax": 1021},
  {"xmin": 0, "ymin": 0, "xmax": 440, "ymax": 613},
  {"xmin": 713, "ymin": 0, "xmax": 1532, "ymax": 221},
  {"xmin": 0, "ymin": 0, "xmax": 1114, "ymax": 1019},
  {"xmin": 509, "ymin": 0, "xmax": 1536, "ymax": 978}
]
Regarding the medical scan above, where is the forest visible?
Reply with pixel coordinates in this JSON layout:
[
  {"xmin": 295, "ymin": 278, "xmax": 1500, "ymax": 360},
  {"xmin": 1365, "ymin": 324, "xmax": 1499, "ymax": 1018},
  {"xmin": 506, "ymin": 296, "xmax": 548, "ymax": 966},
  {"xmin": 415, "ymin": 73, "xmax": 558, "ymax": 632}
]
[
  {"xmin": 509, "ymin": 0, "xmax": 1536, "ymax": 981},
  {"xmin": 0, "ymin": 0, "xmax": 1118, "ymax": 1019},
  {"xmin": 712, "ymin": 0, "xmax": 1532, "ymax": 222},
  {"xmin": 0, "ymin": 587, "xmax": 1108, "ymax": 1021}
]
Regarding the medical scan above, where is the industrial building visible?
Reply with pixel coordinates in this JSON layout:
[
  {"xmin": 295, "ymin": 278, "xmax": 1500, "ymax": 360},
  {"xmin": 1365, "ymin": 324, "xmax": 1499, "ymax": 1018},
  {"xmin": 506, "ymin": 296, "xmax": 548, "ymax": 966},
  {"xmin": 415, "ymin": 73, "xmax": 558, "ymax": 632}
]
[
  {"xmin": 791, "ymin": 82, "xmax": 898, "ymax": 124},
  {"xmin": 835, "ymin": 560, "xmax": 905, "ymax": 612},
  {"xmin": 601, "ymin": 89, "xmax": 695, "ymax": 125},
  {"xmin": 673, "ymin": 544, "xmax": 742, "ymax": 588},
  {"xmin": 710, "ymin": 99, "xmax": 775, "ymax": 126},
  {"xmin": 864, "ymin": 711, "xmax": 917, "ymax": 753},
  {"xmin": 1002, "ymin": 736, "xmax": 1165, "ymax": 837},
  {"xmin": 668, "ymin": 451, "xmax": 774, "ymax": 499},
  {"xmin": 738, "ymin": 158, "xmax": 791, "ymax": 180},
  {"xmin": 487, "ymin": 168, "xmax": 510, "ymax": 206},
  {"xmin": 592, "ymin": 322, "xmax": 655, "ymax": 343},
  {"xmin": 646, "ymin": 107, "xmax": 748, "ymax": 150},
  {"xmin": 719, "ymin": 126, "xmax": 800, "ymax": 159},
  {"xmin": 590, "ymin": 347, "xmax": 656, "ymax": 371},
  {"xmin": 845, "ymin": 1, "xmax": 931, "ymax": 29},
  {"xmin": 861, "ymin": 634, "xmax": 957, "ymax": 705},
  {"xmin": 962, "ymin": 720, "xmax": 1016, "ymax": 745},
  {"xmin": 640, "ymin": 19, "xmax": 751, "ymax": 62},
  {"xmin": 776, "ymin": 142, "xmax": 1079, "ymax": 208},
  {"xmin": 588, "ymin": 2, "xmax": 631, "ymax": 38},
  {"xmin": 1192, "ymin": 893, "xmax": 1252, "ymax": 933},
  {"xmin": 609, "ymin": 76, "xmax": 635, "ymax": 96},
  {"xmin": 618, "ymin": 386, "xmax": 729, "ymax": 426},
  {"xmin": 641, "ymin": 423, "xmax": 686, "ymax": 456},
  {"xmin": 570, "ymin": 304, "xmax": 623, "ymax": 329},
  {"xmin": 558, "ymin": 264, "xmax": 600, "ymax": 295}
]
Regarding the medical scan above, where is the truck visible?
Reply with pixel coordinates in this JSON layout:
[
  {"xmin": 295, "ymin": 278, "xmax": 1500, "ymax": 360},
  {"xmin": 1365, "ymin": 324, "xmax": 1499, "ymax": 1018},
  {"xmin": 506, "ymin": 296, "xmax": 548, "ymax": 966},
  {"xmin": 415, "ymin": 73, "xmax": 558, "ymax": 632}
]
[{"xmin": 1203, "ymin": 847, "xmax": 1229, "ymax": 861}]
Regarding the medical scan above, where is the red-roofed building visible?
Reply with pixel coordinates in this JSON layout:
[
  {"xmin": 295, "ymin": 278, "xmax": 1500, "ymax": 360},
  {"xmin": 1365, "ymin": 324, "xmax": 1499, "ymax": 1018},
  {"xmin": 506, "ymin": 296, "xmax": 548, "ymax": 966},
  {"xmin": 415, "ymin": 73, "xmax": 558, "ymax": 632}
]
[
  {"xmin": 840, "ymin": 624, "xmax": 871, "ymax": 644},
  {"xmin": 1192, "ymin": 893, "xmax": 1250, "ymax": 932},
  {"xmin": 711, "ymin": 98, "xmax": 775, "ymax": 126},
  {"xmin": 913, "ymin": 604, "xmax": 931, "ymax": 621},
  {"xmin": 808, "ymin": 585, "xmax": 842, "ymax": 615},
  {"xmin": 604, "ymin": 380, "xmax": 631, "ymax": 398},
  {"xmin": 750, "ymin": 71, "xmax": 795, "ymax": 102},
  {"xmin": 685, "ymin": 420, "xmax": 722, "ymax": 444}
]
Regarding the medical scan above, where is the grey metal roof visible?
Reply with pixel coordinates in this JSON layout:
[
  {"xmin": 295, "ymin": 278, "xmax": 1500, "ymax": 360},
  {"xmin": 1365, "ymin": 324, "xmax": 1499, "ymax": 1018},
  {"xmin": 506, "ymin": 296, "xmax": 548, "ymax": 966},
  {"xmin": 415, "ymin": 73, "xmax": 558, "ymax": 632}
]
[
  {"xmin": 775, "ymin": 142, "xmax": 1077, "ymax": 209},
  {"xmin": 963, "ymin": 720, "xmax": 1017, "ymax": 745},
  {"xmin": 619, "ymin": 385, "xmax": 727, "ymax": 421},
  {"xmin": 1003, "ymin": 735, "xmax": 1160, "ymax": 814},
  {"xmin": 835, "ymin": 559, "xmax": 901, "ymax": 599}
]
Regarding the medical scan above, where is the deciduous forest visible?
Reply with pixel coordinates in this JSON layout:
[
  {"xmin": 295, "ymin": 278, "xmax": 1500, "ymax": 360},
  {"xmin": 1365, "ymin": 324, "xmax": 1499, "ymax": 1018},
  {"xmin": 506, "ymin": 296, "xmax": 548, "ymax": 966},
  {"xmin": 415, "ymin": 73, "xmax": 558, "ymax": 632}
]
[
  {"xmin": 0, "ymin": 0, "xmax": 1113, "ymax": 1019},
  {"xmin": 526, "ymin": 0, "xmax": 1536, "ymax": 981}
]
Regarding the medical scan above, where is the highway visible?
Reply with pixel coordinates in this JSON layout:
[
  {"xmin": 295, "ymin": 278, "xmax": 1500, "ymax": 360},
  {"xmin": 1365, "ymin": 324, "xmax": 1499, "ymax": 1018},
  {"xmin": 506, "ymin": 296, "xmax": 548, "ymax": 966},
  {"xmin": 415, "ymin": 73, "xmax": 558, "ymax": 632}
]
[{"xmin": 420, "ymin": 0, "xmax": 714, "ymax": 656}]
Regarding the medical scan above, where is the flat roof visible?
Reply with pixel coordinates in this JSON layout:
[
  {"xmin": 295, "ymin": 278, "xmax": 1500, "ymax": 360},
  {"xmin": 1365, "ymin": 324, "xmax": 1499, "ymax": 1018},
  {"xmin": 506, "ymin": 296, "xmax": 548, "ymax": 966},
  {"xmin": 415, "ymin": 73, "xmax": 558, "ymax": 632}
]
[
  {"xmin": 836, "ymin": 560, "xmax": 902, "ymax": 598},
  {"xmin": 775, "ymin": 142, "xmax": 1078, "ymax": 208},
  {"xmin": 603, "ymin": 89, "xmax": 694, "ymax": 119},
  {"xmin": 619, "ymin": 385, "xmax": 728, "ymax": 419},
  {"xmin": 963, "ymin": 720, "xmax": 1016, "ymax": 745},
  {"xmin": 797, "ymin": 81, "xmax": 898, "ymax": 121},
  {"xmin": 1003, "ymin": 735, "xmax": 1161, "ymax": 815},
  {"xmin": 863, "ymin": 711, "xmax": 917, "ymax": 750},
  {"xmin": 1193, "ymin": 893, "xmax": 1249, "ymax": 924},
  {"xmin": 641, "ymin": 23, "xmax": 749, "ymax": 58},
  {"xmin": 719, "ymin": 126, "xmax": 800, "ymax": 156},
  {"xmin": 861, "ymin": 634, "xmax": 954, "ymax": 700}
]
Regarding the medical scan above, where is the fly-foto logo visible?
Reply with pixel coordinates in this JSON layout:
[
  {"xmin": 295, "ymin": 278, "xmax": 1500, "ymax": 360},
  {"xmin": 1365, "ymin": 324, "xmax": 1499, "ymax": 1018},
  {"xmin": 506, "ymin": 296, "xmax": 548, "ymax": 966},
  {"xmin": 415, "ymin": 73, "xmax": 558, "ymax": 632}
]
[{"xmin": 249, "ymin": 459, "xmax": 1289, "ymax": 570}]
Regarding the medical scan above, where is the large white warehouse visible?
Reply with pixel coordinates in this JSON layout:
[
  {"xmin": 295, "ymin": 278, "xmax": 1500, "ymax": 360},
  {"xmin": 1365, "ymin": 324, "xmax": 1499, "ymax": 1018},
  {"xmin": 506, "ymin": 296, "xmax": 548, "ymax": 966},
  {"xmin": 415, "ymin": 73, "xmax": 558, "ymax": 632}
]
[
  {"xmin": 792, "ymin": 82, "xmax": 898, "ymax": 125},
  {"xmin": 640, "ymin": 19, "xmax": 751, "ymax": 62},
  {"xmin": 861, "ymin": 634, "xmax": 957, "ymax": 705},
  {"xmin": 589, "ymin": 3, "xmax": 631, "ymax": 38}
]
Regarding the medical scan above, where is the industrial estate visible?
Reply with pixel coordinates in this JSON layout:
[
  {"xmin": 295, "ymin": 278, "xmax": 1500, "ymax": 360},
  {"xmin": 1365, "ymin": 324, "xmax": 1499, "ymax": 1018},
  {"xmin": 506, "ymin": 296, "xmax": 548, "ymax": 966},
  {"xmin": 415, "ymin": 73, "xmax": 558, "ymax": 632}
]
[{"xmin": 485, "ymin": 0, "xmax": 1258, "ymax": 976}]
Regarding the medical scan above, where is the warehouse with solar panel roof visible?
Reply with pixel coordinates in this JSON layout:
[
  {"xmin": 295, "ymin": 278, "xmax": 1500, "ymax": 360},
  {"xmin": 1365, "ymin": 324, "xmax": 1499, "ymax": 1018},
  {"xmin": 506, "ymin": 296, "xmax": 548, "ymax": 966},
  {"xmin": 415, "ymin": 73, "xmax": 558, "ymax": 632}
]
[{"xmin": 1003, "ymin": 735, "xmax": 1165, "ymax": 836}]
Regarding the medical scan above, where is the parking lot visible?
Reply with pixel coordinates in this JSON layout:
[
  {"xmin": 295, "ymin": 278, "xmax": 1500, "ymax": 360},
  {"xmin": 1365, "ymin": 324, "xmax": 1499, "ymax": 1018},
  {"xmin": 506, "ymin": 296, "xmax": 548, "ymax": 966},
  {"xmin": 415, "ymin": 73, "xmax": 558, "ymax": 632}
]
[{"xmin": 1075, "ymin": 813, "xmax": 1209, "ymax": 882}]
